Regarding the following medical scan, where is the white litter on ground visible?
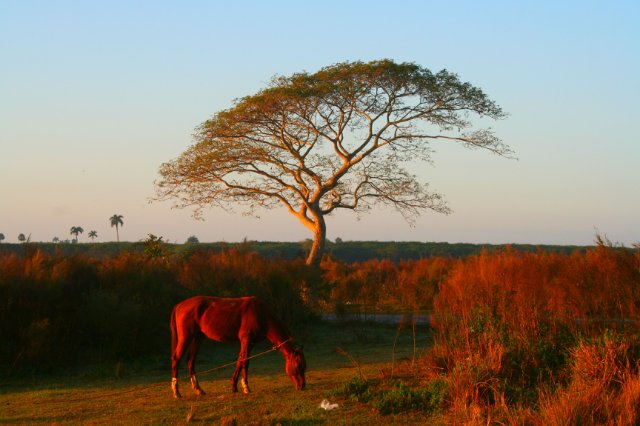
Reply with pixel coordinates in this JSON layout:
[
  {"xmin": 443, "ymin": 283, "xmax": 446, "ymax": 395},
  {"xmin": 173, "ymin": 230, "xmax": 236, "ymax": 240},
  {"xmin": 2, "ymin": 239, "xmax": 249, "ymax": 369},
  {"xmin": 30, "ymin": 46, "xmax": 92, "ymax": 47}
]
[{"xmin": 319, "ymin": 399, "xmax": 339, "ymax": 411}]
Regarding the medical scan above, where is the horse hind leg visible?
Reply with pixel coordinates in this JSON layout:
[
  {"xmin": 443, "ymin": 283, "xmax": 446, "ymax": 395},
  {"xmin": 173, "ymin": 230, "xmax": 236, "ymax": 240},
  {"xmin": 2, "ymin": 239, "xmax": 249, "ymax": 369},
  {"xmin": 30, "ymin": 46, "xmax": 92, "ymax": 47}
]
[
  {"xmin": 187, "ymin": 335, "xmax": 205, "ymax": 396},
  {"xmin": 171, "ymin": 341, "xmax": 187, "ymax": 399},
  {"xmin": 234, "ymin": 339, "xmax": 254, "ymax": 394},
  {"xmin": 240, "ymin": 375, "xmax": 251, "ymax": 394},
  {"xmin": 231, "ymin": 364, "xmax": 241, "ymax": 393},
  {"xmin": 233, "ymin": 364, "xmax": 251, "ymax": 394},
  {"xmin": 231, "ymin": 366, "xmax": 250, "ymax": 394},
  {"xmin": 190, "ymin": 375, "xmax": 204, "ymax": 396}
]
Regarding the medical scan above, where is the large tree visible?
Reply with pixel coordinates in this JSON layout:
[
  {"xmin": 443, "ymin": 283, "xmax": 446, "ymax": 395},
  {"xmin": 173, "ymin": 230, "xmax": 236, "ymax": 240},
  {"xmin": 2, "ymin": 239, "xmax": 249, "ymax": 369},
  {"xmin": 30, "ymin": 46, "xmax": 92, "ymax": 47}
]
[{"xmin": 155, "ymin": 60, "xmax": 511, "ymax": 267}]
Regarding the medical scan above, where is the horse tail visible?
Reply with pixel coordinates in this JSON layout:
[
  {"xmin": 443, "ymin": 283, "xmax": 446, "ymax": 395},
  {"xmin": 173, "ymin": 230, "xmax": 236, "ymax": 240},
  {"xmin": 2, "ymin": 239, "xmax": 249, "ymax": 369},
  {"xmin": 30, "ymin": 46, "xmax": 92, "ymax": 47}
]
[{"xmin": 170, "ymin": 306, "xmax": 178, "ymax": 358}]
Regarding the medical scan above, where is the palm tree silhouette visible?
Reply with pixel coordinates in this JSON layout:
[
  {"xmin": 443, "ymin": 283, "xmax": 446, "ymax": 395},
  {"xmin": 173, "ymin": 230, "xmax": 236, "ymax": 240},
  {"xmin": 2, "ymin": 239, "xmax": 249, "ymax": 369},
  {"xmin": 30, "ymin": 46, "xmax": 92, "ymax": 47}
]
[
  {"xmin": 88, "ymin": 230, "xmax": 98, "ymax": 241},
  {"xmin": 0, "ymin": 233, "xmax": 4, "ymax": 243},
  {"xmin": 70, "ymin": 226, "xmax": 84, "ymax": 243},
  {"xmin": 18, "ymin": 233, "xmax": 26, "ymax": 243},
  {"xmin": 109, "ymin": 214, "xmax": 124, "ymax": 242}
]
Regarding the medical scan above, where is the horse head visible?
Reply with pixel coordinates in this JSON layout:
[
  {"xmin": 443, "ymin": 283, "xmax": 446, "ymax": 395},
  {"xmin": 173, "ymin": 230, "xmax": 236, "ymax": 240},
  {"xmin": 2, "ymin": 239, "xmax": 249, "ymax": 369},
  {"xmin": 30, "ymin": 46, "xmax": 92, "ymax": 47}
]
[{"xmin": 285, "ymin": 345, "xmax": 306, "ymax": 390}]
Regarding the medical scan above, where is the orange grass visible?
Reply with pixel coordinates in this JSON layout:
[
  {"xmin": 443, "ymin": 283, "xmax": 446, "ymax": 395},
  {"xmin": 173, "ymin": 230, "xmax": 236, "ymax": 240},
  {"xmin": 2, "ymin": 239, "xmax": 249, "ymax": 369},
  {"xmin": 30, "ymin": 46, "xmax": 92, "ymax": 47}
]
[{"xmin": 425, "ymin": 244, "xmax": 640, "ymax": 423}]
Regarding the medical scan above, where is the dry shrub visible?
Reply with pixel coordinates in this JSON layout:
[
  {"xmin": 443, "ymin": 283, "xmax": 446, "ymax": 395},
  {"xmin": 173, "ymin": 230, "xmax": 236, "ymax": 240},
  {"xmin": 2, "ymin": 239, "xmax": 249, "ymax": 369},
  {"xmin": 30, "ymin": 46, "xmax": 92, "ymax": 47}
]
[
  {"xmin": 614, "ymin": 372, "xmax": 640, "ymax": 425},
  {"xmin": 449, "ymin": 338, "xmax": 505, "ymax": 413},
  {"xmin": 427, "ymin": 244, "xmax": 640, "ymax": 422},
  {"xmin": 424, "ymin": 320, "xmax": 509, "ymax": 423},
  {"xmin": 539, "ymin": 334, "xmax": 640, "ymax": 426},
  {"xmin": 323, "ymin": 256, "xmax": 452, "ymax": 311},
  {"xmin": 571, "ymin": 335, "xmax": 633, "ymax": 390}
]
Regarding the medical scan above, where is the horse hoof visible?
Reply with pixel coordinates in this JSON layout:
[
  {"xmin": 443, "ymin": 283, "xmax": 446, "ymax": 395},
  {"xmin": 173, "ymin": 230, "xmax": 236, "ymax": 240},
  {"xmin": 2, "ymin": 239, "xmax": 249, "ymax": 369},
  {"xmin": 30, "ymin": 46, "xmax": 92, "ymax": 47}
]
[{"xmin": 172, "ymin": 378, "xmax": 182, "ymax": 399}]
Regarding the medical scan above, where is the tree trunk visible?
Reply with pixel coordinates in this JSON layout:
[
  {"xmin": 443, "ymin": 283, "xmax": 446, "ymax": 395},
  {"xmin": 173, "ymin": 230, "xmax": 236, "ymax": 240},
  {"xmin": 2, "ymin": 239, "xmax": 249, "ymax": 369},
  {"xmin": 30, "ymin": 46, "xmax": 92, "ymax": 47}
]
[{"xmin": 305, "ymin": 213, "xmax": 326, "ymax": 268}]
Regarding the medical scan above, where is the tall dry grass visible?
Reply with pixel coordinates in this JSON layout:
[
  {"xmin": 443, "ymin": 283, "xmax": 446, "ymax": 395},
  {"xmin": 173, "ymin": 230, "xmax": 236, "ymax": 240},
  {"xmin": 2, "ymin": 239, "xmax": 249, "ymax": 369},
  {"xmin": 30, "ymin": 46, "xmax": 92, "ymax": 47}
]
[
  {"xmin": 537, "ymin": 333, "xmax": 640, "ymax": 425},
  {"xmin": 424, "ymin": 244, "xmax": 640, "ymax": 423},
  {"xmin": 322, "ymin": 256, "xmax": 452, "ymax": 311}
]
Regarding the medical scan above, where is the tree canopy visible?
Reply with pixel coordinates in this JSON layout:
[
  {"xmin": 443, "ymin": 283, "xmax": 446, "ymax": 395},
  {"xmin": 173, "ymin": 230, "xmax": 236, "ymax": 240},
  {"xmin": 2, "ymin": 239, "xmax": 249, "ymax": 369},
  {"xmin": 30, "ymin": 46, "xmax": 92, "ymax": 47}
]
[{"xmin": 155, "ymin": 59, "xmax": 511, "ymax": 266}]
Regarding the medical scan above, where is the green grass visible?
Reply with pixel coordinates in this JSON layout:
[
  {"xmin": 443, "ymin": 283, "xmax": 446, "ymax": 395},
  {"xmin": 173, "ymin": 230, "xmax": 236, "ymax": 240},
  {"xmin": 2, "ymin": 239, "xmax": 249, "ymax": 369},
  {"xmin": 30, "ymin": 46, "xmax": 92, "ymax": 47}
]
[{"xmin": 0, "ymin": 322, "xmax": 435, "ymax": 425}]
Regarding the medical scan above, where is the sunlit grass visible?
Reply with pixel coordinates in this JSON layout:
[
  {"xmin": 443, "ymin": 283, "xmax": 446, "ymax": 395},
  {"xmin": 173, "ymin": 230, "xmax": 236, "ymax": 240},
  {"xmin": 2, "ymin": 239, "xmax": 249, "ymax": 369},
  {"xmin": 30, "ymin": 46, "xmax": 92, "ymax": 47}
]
[{"xmin": 0, "ymin": 322, "xmax": 434, "ymax": 424}]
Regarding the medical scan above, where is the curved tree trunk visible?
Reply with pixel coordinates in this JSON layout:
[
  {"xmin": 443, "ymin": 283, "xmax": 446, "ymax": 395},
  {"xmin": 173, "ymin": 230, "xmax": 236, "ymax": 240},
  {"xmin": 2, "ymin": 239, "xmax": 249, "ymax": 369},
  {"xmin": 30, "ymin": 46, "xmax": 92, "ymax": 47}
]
[{"xmin": 305, "ymin": 213, "xmax": 326, "ymax": 268}]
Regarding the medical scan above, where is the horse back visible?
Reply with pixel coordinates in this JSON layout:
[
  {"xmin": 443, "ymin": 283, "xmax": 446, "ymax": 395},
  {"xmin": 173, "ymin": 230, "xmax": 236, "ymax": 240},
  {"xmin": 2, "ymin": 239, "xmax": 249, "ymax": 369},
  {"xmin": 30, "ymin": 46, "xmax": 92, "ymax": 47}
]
[{"xmin": 174, "ymin": 296, "xmax": 268, "ymax": 343}]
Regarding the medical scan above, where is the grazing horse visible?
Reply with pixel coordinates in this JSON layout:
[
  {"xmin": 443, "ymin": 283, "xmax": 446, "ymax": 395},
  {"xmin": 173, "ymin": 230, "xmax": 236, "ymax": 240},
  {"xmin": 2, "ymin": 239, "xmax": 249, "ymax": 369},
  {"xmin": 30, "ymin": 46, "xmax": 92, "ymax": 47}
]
[{"xmin": 170, "ymin": 296, "xmax": 306, "ymax": 398}]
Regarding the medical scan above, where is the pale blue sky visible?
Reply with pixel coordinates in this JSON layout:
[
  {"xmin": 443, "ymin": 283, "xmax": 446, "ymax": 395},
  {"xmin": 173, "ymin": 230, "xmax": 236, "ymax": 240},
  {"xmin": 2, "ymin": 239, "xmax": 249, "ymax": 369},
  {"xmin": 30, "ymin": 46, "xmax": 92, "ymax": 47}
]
[{"xmin": 1, "ymin": 1, "xmax": 638, "ymax": 245}]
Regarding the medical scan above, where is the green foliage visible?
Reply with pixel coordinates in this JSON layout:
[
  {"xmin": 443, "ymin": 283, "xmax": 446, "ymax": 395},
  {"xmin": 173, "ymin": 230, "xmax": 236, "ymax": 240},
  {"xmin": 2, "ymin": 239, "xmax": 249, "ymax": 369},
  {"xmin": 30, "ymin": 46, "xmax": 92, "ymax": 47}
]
[
  {"xmin": 329, "ymin": 376, "xmax": 373, "ymax": 403},
  {"xmin": 422, "ymin": 378, "xmax": 450, "ymax": 413},
  {"xmin": 330, "ymin": 377, "xmax": 448, "ymax": 415},
  {"xmin": 143, "ymin": 234, "xmax": 167, "ymax": 259},
  {"xmin": 375, "ymin": 379, "xmax": 448, "ymax": 415}
]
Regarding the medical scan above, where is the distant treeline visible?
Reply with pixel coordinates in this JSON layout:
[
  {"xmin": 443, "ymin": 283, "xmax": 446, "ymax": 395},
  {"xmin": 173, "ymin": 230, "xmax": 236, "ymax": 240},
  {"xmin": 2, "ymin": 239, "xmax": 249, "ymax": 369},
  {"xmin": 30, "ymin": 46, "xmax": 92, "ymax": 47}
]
[{"xmin": 0, "ymin": 240, "xmax": 590, "ymax": 262}]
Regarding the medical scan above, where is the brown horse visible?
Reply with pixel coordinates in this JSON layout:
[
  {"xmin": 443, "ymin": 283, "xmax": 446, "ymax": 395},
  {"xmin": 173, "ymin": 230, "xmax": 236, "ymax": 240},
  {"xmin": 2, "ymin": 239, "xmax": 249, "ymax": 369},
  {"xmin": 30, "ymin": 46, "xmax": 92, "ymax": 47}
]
[{"xmin": 170, "ymin": 296, "xmax": 306, "ymax": 398}]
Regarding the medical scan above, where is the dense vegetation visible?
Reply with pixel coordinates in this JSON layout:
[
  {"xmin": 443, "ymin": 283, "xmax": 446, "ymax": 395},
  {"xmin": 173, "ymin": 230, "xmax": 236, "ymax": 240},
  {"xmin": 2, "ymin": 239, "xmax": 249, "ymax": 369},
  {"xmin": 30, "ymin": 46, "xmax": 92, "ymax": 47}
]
[
  {"xmin": 326, "ymin": 243, "xmax": 640, "ymax": 423},
  {"xmin": 425, "ymin": 245, "xmax": 640, "ymax": 423},
  {"xmin": 2, "ymin": 240, "xmax": 639, "ymax": 423},
  {"xmin": 0, "ymin": 246, "xmax": 313, "ymax": 370}
]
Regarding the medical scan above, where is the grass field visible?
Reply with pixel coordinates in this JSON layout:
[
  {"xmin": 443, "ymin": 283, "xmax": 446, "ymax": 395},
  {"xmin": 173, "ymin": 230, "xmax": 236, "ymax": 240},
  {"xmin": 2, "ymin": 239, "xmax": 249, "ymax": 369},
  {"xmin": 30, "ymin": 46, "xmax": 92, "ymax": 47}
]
[{"xmin": 1, "ymin": 321, "xmax": 435, "ymax": 425}]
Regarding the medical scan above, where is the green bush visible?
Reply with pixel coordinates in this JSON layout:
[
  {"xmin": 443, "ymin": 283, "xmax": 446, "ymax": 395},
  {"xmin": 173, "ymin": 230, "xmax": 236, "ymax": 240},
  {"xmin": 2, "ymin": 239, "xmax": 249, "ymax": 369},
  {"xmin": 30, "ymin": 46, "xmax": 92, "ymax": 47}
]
[
  {"xmin": 330, "ymin": 377, "xmax": 448, "ymax": 415},
  {"xmin": 375, "ymin": 379, "xmax": 448, "ymax": 415},
  {"xmin": 329, "ymin": 376, "xmax": 373, "ymax": 403}
]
